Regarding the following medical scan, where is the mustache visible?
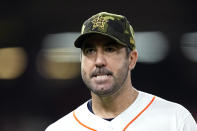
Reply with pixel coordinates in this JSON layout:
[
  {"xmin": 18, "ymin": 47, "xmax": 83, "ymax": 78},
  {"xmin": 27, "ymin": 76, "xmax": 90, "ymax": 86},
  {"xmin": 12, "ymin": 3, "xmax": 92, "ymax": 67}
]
[{"xmin": 90, "ymin": 68, "xmax": 113, "ymax": 78}]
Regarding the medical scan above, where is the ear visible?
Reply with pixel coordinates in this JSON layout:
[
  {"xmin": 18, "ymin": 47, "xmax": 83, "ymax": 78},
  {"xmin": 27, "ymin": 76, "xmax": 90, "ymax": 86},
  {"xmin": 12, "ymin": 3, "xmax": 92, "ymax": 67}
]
[
  {"xmin": 80, "ymin": 51, "xmax": 82, "ymax": 62},
  {"xmin": 128, "ymin": 49, "xmax": 138, "ymax": 70}
]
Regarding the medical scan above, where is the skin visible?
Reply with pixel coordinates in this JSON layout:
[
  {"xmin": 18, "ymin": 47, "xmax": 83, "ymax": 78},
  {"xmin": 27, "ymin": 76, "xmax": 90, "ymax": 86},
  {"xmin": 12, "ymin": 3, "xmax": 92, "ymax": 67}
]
[{"xmin": 81, "ymin": 34, "xmax": 138, "ymax": 119}]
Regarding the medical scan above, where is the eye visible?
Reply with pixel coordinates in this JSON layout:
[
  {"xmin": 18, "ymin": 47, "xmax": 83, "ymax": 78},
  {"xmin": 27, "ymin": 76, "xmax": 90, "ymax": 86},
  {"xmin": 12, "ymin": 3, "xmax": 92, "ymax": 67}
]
[
  {"xmin": 105, "ymin": 46, "xmax": 117, "ymax": 52},
  {"xmin": 83, "ymin": 48, "xmax": 96, "ymax": 55}
]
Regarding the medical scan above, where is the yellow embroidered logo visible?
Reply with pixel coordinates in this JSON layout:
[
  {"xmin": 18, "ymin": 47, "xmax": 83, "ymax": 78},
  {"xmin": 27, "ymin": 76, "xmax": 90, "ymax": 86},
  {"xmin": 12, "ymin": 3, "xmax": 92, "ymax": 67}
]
[
  {"xmin": 130, "ymin": 37, "xmax": 135, "ymax": 44},
  {"xmin": 91, "ymin": 16, "xmax": 107, "ymax": 30}
]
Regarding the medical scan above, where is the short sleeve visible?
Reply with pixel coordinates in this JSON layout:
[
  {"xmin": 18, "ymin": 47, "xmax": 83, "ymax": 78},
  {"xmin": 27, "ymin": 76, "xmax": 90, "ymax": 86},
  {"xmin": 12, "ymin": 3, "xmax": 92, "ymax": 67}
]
[{"xmin": 181, "ymin": 113, "xmax": 197, "ymax": 131}]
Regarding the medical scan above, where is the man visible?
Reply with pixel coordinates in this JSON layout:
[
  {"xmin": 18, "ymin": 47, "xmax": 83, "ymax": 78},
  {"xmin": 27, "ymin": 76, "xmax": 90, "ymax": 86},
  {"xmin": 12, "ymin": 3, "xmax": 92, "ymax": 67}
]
[{"xmin": 46, "ymin": 12, "xmax": 197, "ymax": 131}]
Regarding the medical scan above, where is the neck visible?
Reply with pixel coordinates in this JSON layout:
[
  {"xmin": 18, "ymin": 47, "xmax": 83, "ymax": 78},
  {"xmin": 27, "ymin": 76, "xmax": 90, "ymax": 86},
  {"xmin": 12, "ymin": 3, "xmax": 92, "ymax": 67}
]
[{"xmin": 91, "ymin": 77, "xmax": 138, "ymax": 119}]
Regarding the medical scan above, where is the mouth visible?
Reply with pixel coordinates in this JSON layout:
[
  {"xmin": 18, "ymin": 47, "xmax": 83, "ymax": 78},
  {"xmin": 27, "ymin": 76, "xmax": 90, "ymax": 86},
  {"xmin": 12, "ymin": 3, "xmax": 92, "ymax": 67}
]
[
  {"xmin": 92, "ymin": 73, "xmax": 112, "ymax": 78},
  {"xmin": 91, "ymin": 73, "xmax": 113, "ymax": 83},
  {"xmin": 90, "ymin": 68, "xmax": 113, "ymax": 82}
]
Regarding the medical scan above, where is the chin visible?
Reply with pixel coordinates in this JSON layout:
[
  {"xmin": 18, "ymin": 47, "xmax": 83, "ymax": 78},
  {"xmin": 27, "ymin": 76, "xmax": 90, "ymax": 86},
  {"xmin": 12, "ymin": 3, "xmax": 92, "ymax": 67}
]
[{"xmin": 91, "ymin": 85, "xmax": 115, "ymax": 96}]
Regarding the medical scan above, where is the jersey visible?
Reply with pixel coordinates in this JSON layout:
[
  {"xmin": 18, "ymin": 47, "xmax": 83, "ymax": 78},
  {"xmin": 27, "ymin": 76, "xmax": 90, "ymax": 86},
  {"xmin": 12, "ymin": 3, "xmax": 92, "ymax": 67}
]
[{"xmin": 45, "ymin": 91, "xmax": 197, "ymax": 131}]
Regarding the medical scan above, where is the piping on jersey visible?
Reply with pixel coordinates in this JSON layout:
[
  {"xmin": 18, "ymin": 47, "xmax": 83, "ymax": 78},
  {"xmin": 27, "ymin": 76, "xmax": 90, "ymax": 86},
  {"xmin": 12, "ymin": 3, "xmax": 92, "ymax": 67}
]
[
  {"xmin": 73, "ymin": 96, "xmax": 156, "ymax": 131},
  {"xmin": 123, "ymin": 96, "xmax": 156, "ymax": 131},
  {"xmin": 73, "ymin": 110, "xmax": 97, "ymax": 131}
]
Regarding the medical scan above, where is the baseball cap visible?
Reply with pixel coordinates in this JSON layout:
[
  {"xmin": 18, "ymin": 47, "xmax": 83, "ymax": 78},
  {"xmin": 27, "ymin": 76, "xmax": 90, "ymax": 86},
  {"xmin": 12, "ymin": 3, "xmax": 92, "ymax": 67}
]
[{"xmin": 74, "ymin": 12, "xmax": 136, "ymax": 50}]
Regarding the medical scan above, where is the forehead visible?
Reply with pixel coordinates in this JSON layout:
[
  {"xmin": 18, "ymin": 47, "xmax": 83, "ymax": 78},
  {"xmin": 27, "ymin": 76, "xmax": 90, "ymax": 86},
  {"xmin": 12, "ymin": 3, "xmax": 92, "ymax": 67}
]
[{"xmin": 82, "ymin": 34, "xmax": 120, "ymax": 47}]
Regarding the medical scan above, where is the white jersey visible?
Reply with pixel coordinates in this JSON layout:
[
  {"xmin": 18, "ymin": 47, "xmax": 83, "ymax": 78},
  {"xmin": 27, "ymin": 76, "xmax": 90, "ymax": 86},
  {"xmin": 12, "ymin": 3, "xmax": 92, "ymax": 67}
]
[{"xmin": 45, "ymin": 91, "xmax": 197, "ymax": 131}]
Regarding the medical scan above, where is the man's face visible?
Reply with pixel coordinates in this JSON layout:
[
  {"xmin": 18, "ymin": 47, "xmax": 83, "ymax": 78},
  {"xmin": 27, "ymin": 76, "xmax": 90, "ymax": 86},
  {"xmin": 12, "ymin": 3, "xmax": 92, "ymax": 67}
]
[{"xmin": 81, "ymin": 34, "xmax": 131, "ymax": 97}]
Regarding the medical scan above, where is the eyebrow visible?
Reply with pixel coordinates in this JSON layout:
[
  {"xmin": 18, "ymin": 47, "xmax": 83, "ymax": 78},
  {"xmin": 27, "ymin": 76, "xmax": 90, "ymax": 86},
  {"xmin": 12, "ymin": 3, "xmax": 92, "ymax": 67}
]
[
  {"xmin": 81, "ymin": 38, "xmax": 124, "ymax": 49},
  {"xmin": 105, "ymin": 41, "xmax": 125, "ymax": 49},
  {"xmin": 81, "ymin": 42, "xmax": 94, "ymax": 49},
  {"xmin": 105, "ymin": 41, "xmax": 119, "ymax": 46}
]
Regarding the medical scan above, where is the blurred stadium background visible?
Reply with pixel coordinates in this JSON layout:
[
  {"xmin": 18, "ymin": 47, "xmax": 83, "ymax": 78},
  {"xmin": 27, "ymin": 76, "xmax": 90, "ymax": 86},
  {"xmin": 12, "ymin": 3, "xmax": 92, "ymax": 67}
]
[{"xmin": 0, "ymin": 0, "xmax": 197, "ymax": 130}]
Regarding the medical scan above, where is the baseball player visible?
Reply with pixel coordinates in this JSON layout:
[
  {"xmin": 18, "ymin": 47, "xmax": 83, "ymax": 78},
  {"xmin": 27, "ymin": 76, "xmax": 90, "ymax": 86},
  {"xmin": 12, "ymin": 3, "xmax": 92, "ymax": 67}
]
[{"xmin": 45, "ymin": 12, "xmax": 197, "ymax": 131}]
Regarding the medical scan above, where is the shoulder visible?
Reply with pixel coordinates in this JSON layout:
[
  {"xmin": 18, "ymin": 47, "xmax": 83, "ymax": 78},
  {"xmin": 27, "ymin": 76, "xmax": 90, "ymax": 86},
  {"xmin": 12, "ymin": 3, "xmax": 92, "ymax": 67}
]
[
  {"xmin": 45, "ymin": 101, "xmax": 89, "ymax": 131},
  {"xmin": 152, "ymin": 93, "xmax": 190, "ymax": 116},
  {"xmin": 141, "ymin": 91, "xmax": 190, "ymax": 115},
  {"xmin": 141, "ymin": 91, "xmax": 196, "ymax": 127},
  {"xmin": 45, "ymin": 111, "xmax": 73, "ymax": 131},
  {"xmin": 141, "ymin": 91, "xmax": 188, "ymax": 110}
]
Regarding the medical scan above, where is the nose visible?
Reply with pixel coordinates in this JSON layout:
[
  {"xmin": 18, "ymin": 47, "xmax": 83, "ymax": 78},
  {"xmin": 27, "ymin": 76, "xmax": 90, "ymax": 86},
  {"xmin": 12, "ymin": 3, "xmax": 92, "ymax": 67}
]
[{"xmin": 95, "ymin": 49, "xmax": 106, "ymax": 68}]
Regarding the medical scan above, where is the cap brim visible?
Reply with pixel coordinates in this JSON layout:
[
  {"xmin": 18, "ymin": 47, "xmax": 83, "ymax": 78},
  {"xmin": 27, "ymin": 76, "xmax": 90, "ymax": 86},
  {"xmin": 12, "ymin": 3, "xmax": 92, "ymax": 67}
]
[{"xmin": 74, "ymin": 31, "xmax": 127, "ymax": 48}]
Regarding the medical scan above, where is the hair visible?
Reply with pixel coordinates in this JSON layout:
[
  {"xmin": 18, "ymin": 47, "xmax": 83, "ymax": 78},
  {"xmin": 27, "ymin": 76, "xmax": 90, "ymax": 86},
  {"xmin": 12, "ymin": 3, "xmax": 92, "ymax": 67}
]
[
  {"xmin": 80, "ymin": 44, "xmax": 132, "ymax": 57},
  {"xmin": 125, "ymin": 46, "xmax": 132, "ymax": 57}
]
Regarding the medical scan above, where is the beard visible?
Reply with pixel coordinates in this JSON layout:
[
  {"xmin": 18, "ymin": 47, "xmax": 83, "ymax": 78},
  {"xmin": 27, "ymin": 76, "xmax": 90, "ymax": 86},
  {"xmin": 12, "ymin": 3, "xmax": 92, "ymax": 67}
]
[{"xmin": 81, "ymin": 61, "xmax": 129, "ymax": 97}]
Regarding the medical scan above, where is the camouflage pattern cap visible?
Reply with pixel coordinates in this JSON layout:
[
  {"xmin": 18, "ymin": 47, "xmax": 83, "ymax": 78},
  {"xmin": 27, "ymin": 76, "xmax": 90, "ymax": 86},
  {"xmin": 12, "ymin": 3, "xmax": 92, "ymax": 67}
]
[{"xmin": 74, "ymin": 12, "xmax": 135, "ymax": 50}]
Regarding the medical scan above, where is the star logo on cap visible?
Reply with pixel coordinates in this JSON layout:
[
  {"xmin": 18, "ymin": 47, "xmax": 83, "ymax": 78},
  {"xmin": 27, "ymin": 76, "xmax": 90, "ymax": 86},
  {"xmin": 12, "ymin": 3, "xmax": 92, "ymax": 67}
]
[{"xmin": 91, "ymin": 16, "xmax": 107, "ymax": 30}]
